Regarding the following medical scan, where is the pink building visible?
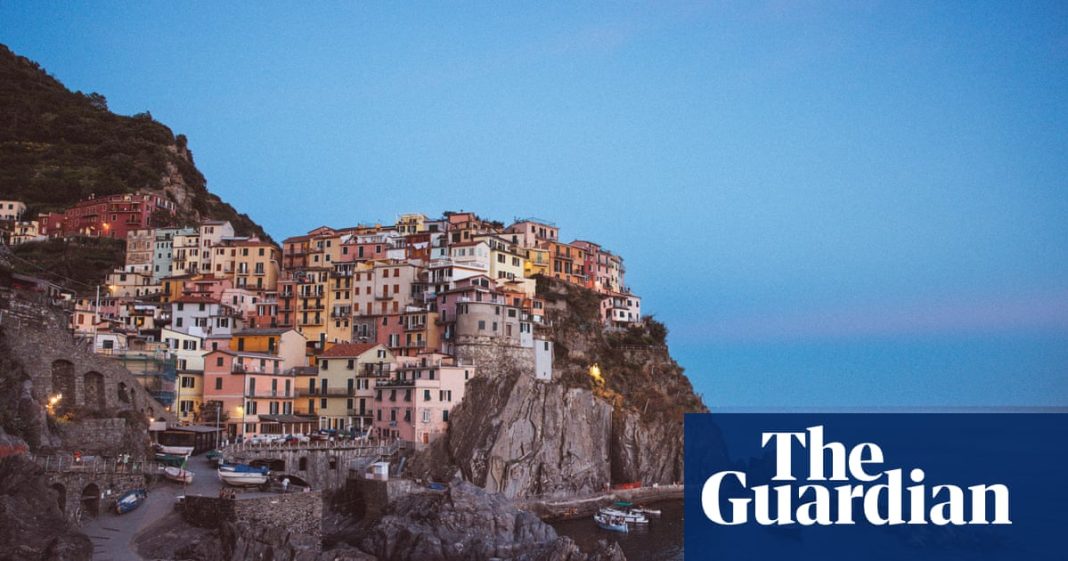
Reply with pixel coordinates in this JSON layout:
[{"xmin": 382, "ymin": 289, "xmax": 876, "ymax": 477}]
[
  {"xmin": 372, "ymin": 353, "xmax": 474, "ymax": 446},
  {"xmin": 202, "ymin": 350, "xmax": 312, "ymax": 440}
]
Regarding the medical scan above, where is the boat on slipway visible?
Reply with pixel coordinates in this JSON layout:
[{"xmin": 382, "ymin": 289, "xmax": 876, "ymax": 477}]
[
  {"xmin": 162, "ymin": 466, "xmax": 194, "ymax": 484},
  {"xmin": 217, "ymin": 463, "xmax": 269, "ymax": 486},
  {"xmin": 156, "ymin": 445, "xmax": 194, "ymax": 456}
]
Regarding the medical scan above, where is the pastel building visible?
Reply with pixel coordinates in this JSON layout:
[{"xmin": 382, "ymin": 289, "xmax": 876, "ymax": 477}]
[
  {"xmin": 170, "ymin": 297, "xmax": 242, "ymax": 338},
  {"xmin": 299, "ymin": 342, "xmax": 393, "ymax": 431},
  {"xmin": 162, "ymin": 327, "xmax": 207, "ymax": 423},
  {"xmin": 372, "ymin": 353, "xmax": 474, "ymax": 445},
  {"xmin": 152, "ymin": 228, "xmax": 180, "ymax": 282},
  {"xmin": 601, "ymin": 292, "xmax": 642, "ymax": 328},
  {"xmin": 0, "ymin": 200, "xmax": 26, "ymax": 221},
  {"xmin": 202, "ymin": 350, "xmax": 309, "ymax": 439}
]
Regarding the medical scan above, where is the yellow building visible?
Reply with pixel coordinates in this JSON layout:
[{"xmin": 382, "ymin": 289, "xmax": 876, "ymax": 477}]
[
  {"xmin": 396, "ymin": 213, "xmax": 427, "ymax": 234},
  {"xmin": 233, "ymin": 238, "xmax": 281, "ymax": 293},
  {"xmin": 525, "ymin": 247, "xmax": 551, "ymax": 277},
  {"xmin": 474, "ymin": 234, "xmax": 527, "ymax": 283},
  {"xmin": 295, "ymin": 342, "xmax": 394, "ymax": 431},
  {"xmin": 230, "ymin": 327, "xmax": 307, "ymax": 371}
]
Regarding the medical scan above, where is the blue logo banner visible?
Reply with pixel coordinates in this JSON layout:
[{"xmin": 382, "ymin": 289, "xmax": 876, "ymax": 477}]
[{"xmin": 684, "ymin": 413, "xmax": 1068, "ymax": 560}]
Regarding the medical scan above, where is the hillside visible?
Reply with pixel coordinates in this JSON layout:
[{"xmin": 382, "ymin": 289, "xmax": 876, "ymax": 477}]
[{"xmin": 0, "ymin": 43, "xmax": 269, "ymax": 241}]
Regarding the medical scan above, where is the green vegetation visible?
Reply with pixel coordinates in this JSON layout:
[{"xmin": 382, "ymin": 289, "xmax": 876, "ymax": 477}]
[
  {"xmin": 8, "ymin": 238, "xmax": 125, "ymax": 291},
  {"xmin": 0, "ymin": 44, "xmax": 269, "ymax": 240},
  {"xmin": 537, "ymin": 278, "xmax": 706, "ymax": 421}
]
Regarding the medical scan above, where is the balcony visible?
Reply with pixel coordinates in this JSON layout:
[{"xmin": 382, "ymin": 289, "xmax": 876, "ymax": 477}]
[
  {"xmin": 232, "ymin": 364, "xmax": 281, "ymax": 375},
  {"xmin": 376, "ymin": 378, "xmax": 414, "ymax": 388},
  {"xmin": 362, "ymin": 364, "xmax": 391, "ymax": 377},
  {"xmin": 245, "ymin": 390, "xmax": 292, "ymax": 398}
]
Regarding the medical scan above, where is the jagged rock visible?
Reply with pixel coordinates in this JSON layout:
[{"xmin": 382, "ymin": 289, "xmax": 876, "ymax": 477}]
[
  {"xmin": 347, "ymin": 481, "xmax": 625, "ymax": 561},
  {"xmin": 0, "ymin": 453, "xmax": 92, "ymax": 561},
  {"xmin": 445, "ymin": 372, "xmax": 614, "ymax": 498}
]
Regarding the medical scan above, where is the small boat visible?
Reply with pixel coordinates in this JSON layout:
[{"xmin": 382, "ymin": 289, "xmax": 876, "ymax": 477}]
[
  {"xmin": 156, "ymin": 445, "xmax": 194, "ymax": 456},
  {"xmin": 615, "ymin": 501, "xmax": 661, "ymax": 517},
  {"xmin": 218, "ymin": 463, "xmax": 269, "ymax": 487},
  {"xmin": 115, "ymin": 488, "xmax": 147, "ymax": 514},
  {"xmin": 155, "ymin": 453, "xmax": 188, "ymax": 467},
  {"xmin": 205, "ymin": 450, "xmax": 223, "ymax": 466},
  {"xmin": 163, "ymin": 466, "xmax": 194, "ymax": 484},
  {"xmin": 599, "ymin": 507, "xmax": 649, "ymax": 525},
  {"xmin": 594, "ymin": 513, "xmax": 629, "ymax": 533}
]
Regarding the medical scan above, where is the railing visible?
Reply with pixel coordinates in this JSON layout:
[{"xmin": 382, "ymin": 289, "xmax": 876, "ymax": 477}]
[
  {"xmin": 245, "ymin": 390, "xmax": 292, "ymax": 398},
  {"xmin": 376, "ymin": 378, "xmax": 414, "ymax": 388},
  {"xmin": 223, "ymin": 440, "xmax": 401, "ymax": 454},
  {"xmin": 233, "ymin": 365, "xmax": 281, "ymax": 374},
  {"xmin": 29, "ymin": 454, "xmax": 162, "ymax": 475}
]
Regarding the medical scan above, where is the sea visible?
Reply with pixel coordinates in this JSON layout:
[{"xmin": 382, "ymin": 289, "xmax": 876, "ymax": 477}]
[{"xmin": 549, "ymin": 500, "xmax": 684, "ymax": 561}]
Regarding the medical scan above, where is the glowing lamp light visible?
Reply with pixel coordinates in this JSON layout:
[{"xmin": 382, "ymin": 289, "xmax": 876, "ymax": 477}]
[
  {"xmin": 588, "ymin": 364, "xmax": 605, "ymax": 386},
  {"xmin": 46, "ymin": 393, "xmax": 63, "ymax": 415}
]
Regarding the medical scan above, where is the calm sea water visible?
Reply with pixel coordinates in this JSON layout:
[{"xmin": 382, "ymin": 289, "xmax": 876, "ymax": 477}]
[{"xmin": 550, "ymin": 500, "xmax": 684, "ymax": 561}]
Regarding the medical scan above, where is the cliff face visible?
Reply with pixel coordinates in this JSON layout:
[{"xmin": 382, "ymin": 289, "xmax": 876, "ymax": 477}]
[
  {"xmin": 346, "ymin": 481, "xmax": 625, "ymax": 561},
  {"xmin": 414, "ymin": 279, "xmax": 706, "ymax": 500}
]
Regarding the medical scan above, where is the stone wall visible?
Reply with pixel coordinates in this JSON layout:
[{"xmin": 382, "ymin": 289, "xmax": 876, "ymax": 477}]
[
  {"xmin": 452, "ymin": 339, "xmax": 534, "ymax": 378},
  {"xmin": 180, "ymin": 492, "xmax": 323, "ymax": 542},
  {"xmin": 1, "ymin": 300, "xmax": 173, "ymax": 425},
  {"xmin": 46, "ymin": 469, "xmax": 149, "ymax": 524},
  {"xmin": 223, "ymin": 445, "xmax": 389, "ymax": 491}
]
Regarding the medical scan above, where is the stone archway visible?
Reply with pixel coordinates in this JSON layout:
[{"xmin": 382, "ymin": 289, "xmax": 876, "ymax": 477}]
[
  {"xmin": 83, "ymin": 371, "xmax": 105, "ymax": 410},
  {"xmin": 51, "ymin": 360, "xmax": 76, "ymax": 411},
  {"xmin": 80, "ymin": 483, "xmax": 101, "ymax": 518},
  {"xmin": 51, "ymin": 483, "xmax": 66, "ymax": 513},
  {"xmin": 117, "ymin": 382, "xmax": 130, "ymax": 404}
]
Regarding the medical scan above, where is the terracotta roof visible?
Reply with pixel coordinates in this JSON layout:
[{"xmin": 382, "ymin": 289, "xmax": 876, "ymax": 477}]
[{"xmin": 319, "ymin": 342, "xmax": 379, "ymax": 358}]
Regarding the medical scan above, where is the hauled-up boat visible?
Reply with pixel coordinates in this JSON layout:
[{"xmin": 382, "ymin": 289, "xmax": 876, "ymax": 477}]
[
  {"xmin": 598, "ymin": 506, "xmax": 649, "ymax": 525},
  {"xmin": 217, "ymin": 463, "xmax": 269, "ymax": 487},
  {"xmin": 205, "ymin": 450, "xmax": 223, "ymax": 466},
  {"xmin": 115, "ymin": 488, "xmax": 147, "ymax": 514},
  {"xmin": 594, "ymin": 513, "xmax": 629, "ymax": 533},
  {"xmin": 162, "ymin": 466, "xmax": 194, "ymax": 484},
  {"xmin": 156, "ymin": 445, "xmax": 194, "ymax": 456},
  {"xmin": 155, "ymin": 453, "xmax": 188, "ymax": 467}
]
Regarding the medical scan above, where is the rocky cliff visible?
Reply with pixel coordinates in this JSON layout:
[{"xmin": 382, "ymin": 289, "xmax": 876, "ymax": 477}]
[
  {"xmin": 334, "ymin": 481, "xmax": 625, "ymax": 561},
  {"xmin": 413, "ymin": 279, "xmax": 706, "ymax": 500}
]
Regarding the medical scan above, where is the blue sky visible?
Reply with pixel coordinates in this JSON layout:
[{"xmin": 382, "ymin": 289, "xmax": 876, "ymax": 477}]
[{"xmin": 2, "ymin": 2, "xmax": 1066, "ymax": 407}]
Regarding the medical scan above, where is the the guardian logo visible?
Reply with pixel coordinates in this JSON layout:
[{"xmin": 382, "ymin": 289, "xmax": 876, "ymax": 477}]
[{"xmin": 702, "ymin": 426, "xmax": 1012, "ymax": 526}]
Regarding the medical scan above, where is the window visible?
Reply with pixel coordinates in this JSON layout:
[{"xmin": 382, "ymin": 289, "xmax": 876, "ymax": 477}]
[
  {"xmin": 422, "ymin": 409, "xmax": 431, "ymax": 423},
  {"xmin": 478, "ymin": 320, "xmax": 485, "ymax": 330},
  {"xmin": 216, "ymin": 356, "xmax": 224, "ymax": 367},
  {"xmin": 215, "ymin": 378, "xmax": 222, "ymax": 390},
  {"xmin": 321, "ymin": 398, "xmax": 328, "ymax": 409},
  {"xmin": 424, "ymin": 389, "xmax": 431, "ymax": 401},
  {"xmin": 443, "ymin": 410, "xmax": 449, "ymax": 422}
]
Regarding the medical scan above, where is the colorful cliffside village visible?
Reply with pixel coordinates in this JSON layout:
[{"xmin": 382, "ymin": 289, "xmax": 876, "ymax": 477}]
[{"xmin": 3, "ymin": 194, "xmax": 642, "ymax": 448}]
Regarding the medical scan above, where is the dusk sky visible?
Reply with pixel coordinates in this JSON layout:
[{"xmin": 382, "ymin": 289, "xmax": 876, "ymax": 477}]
[{"xmin": 2, "ymin": 2, "xmax": 1066, "ymax": 408}]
